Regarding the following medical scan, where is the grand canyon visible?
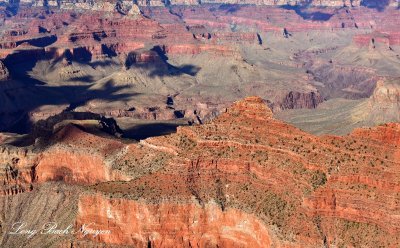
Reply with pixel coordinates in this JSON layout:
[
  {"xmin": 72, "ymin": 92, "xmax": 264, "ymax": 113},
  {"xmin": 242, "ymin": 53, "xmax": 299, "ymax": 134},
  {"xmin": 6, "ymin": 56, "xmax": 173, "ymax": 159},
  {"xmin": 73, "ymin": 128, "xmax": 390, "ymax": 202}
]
[{"xmin": 0, "ymin": 0, "xmax": 399, "ymax": 247}]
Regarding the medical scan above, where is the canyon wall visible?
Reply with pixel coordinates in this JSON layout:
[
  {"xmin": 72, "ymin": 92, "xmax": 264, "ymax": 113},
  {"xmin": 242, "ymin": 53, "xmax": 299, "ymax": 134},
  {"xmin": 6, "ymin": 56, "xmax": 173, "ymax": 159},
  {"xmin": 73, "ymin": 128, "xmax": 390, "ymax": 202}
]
[
  {"xmin": 365, "ymin": 79, "xmax": 400, "ymax": 125},
  {"xmin": 76, "ymin": 195, "xmax": 272, "ymax": 247}
]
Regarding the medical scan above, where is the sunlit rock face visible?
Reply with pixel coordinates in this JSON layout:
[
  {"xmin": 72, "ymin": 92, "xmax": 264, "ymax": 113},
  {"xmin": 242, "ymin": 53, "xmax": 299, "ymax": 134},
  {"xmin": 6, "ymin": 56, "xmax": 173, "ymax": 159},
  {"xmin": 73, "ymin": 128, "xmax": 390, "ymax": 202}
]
[
  {"xmin": 364, "ymin": 79, "xmax": 400, "ymax": 125},
  {"xmin": 76, "ymin": 194, "xmax": 273, "ymax": 247}
]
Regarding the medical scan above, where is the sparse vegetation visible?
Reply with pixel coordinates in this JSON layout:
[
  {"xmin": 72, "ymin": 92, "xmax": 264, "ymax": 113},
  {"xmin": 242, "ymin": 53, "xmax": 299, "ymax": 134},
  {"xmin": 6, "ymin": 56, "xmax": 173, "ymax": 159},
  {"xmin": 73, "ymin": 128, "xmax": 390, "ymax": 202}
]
[
  {"xmin": 310, "ymin": 170, "xmax": 327, "ymax": 189},
  {"xmin": 261, "ymin": 192, "xmax": 295, "ymax": 229}
]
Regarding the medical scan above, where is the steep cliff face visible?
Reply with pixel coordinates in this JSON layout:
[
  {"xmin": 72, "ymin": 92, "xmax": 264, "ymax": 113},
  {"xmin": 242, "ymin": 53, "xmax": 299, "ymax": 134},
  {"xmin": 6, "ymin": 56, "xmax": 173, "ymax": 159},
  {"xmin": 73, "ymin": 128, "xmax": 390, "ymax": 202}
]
[
  {"xmin": 278, "ymin": 91, "xmax": 323, "ymax": 110},
  {"xmin": 76, "ymin": 194, "xmax": 272, "ymax": 247},
  {"xmin": 0, "ymin": 146, "xmax": 36, "ymax": 196},
  {"xmin": 365, "ymin": 79, "xmax": 400, "ymax": 124},
  {"xmin": 0, "ymin": 61, "xmax": 9, "ymax": 80},
  {"xmin": 0, "ymin": 123, "xmax": 130, "ymax": 198},
  {"xmin": 35, "ymin": 124, "xmax": 131, "ymax": 184},
  {"xmin": 370, "ymin": 80, "xmax": 400, "ymax": 108}
]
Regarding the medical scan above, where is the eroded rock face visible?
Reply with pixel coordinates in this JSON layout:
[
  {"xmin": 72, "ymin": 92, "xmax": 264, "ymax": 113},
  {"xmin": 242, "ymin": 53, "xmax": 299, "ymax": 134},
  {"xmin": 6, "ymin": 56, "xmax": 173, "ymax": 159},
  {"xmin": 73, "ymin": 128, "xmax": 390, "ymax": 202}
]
[
  {"xmin": 1, "ymin": 97, "xmax": 399, "ymax": 247},
  {"xmin": 35, "ymin": 124, "xmax": 130, "ymax": 184},
  {"xmin": 366, "ymin": 79, "xmax": 400, "ymax": 124},
  {"xmin": 278, "ymin": 91, "xmax": 323, "ymax": 110},
  {"xmin": 0, "ymin": 123, "xmax": 130, "ymax": 197},
  {"xmin": 77, "ymin": 194, "xmax": 272, "ymax": 247},
  {"xmin": 0, "ymin": 61, "xmax": 9, "ymax": 80},
  {"xmin": 0, "ymin": 146, "xmax": 36, "ymax": 195},
  {"xmin": 371, "ymin": 79, "xmax": 400, "ymax": 105}
]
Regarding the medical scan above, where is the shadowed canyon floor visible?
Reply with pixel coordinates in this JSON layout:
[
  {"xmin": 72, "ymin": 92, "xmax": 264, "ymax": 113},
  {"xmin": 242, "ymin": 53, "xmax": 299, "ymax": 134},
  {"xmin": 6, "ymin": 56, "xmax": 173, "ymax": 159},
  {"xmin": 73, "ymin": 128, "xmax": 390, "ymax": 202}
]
[{"xmin": 0, "ymin": 97, "xmax": 399, "ymax": 247}]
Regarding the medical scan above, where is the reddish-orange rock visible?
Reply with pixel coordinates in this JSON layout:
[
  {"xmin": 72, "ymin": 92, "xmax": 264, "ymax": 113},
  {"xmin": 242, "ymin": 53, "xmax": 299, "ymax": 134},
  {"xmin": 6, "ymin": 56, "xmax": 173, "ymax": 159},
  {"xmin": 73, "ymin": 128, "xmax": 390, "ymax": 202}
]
[
  {"xmin": 35, "ymin": 125, "xmax": 130, "ymax": 184},
  {"xmin": 76, "ymin": 194, "xmax": 272, "ymax": 247}
]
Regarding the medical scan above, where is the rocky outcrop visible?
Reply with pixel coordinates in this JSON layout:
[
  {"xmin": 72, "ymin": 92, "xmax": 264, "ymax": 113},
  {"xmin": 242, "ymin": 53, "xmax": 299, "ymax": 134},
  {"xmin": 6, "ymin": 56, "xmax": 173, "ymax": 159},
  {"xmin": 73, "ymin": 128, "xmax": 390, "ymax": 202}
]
[
  {"xmin": 354, "ymin": 32, "xmax": 400, "ymax": 47},
  {"xmin": 0, "ymin": 61, "xmax": 9, "ymax": 80},
  {"xmin": 350, "ymin": 122, "xmax": 400, "ymax": 146},
  {"xmin": 1, "ymin": 1, "xmax": 400, "ymax": 243},
  {"xmin": 31, "ymin": 111, "xmax": 123, "ymax": 139},
  {"xmin": 0, "ymin": 123, "xmax": 130, "ymax": 198},
  {"xmin": 370, "ymin": 79, "xmax": 400, "ymax": 106},
  {"xmin": 277, "ymin": 91, "xmax": 323, "ymax": 110},
  {"xmin": 35, "ymin": 124, "xmax": 130, "ymax": 184},
  {"xmin": 0, "ymin": 146, "xmax": 36, "ymax": 196},
  {"xmin": 73, "ymin": 97, "xmax": 399, "ymax": 247},
  {"xmin": 365, "ymin": 79, "xmax": 400, "ymax": 124}
]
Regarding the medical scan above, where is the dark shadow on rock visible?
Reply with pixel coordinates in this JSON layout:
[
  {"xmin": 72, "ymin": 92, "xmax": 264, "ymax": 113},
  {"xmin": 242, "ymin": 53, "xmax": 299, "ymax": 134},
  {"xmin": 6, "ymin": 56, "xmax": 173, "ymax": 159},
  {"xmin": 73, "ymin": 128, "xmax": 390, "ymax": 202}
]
[
  {"xmin": 66, "ymin": 75, "xmax": 96, "ymax": 83},
  {"xmin": 5, "ymin": 0, "xmax": 20, "ymax": 16},
  {"xmin": 1, "ymin": 49, "xmax": 138, "ymax": 134},
  {"xmin": 122, "ymin": 122, "xmax": 188, "ymax": 140},
  {"xmin": 218, "ymin": 4, "xmax": 242, "ymax": 13},
  {"xmin": 125, "ymin": 46, "xmax": 201, "ymax": 78},
  {"xmin": 4, "ymin": 49, "xmax": 47, "ymax": 86},
  {"xmin": 177, "ymin": 64, "xmax": 200, "ymax": 76},
  {"xmin": 39, "ymin": 26, "xmax": 50, "ymax": 34},
  {"xmin": 8, "ymin": 113, "xmax": 125, "ymax": 147},
  {"xmin": 281, "ymin": 4, "xmax": 334, "ymax": 21},
  {"xmin": 89, "ymin": 60, "xmax": 119, "ymax": 68},
  {"xmin": 1, "ymin": 44, "xmax": 199, "ymax": 135},
  {"xmin": 54, "ymin": 166, "xmax": 73, "ymax": 181},
  {"xmin": 23, "ymin": 35, "xmax": 58, "ymax": 48},
  {"xmin": 361, "ymin": 0, "xmax": 390, "ymax": 11},
  {"xmin": 72, "ymin": 47, "xmax": 92, "ymax": 62},
  {"xmin": 101, "ymin": 44, "xmax": 118, "ymax": 57}
]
